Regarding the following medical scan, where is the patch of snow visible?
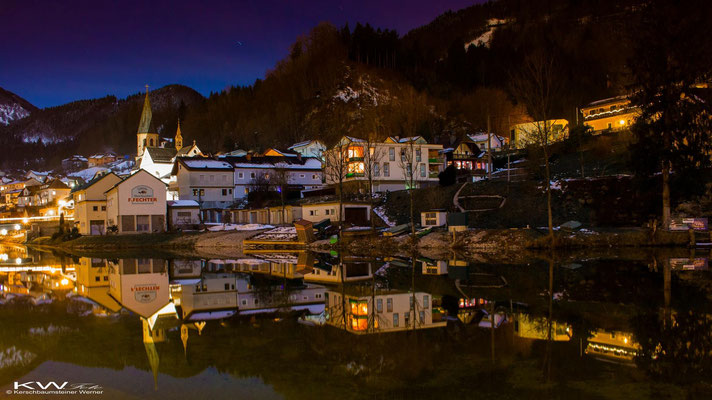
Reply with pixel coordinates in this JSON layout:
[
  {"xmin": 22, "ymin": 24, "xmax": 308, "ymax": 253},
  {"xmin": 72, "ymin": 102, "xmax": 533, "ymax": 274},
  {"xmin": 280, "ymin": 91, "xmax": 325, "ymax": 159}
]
[
  {"xmin": 0, "ymin": 103, "xmax": 30, "ymax": 125},
  {"xmin": 28, "ymin": 324, "xmax": 73, "ymax": 336},
  {"xmin": 374, "ymin": 205, "xmax": 395, "ymax": 227},
  {"xmin": 0, "ymin": 346, "xmax": 36, "ymax": 368},
  {"xmin": 207, "ymin": 223, "xmax": 274, "ymax": 231},
  {"xmin": 464, "ymin": 19, "xmax": 510, "ymax": 49}
]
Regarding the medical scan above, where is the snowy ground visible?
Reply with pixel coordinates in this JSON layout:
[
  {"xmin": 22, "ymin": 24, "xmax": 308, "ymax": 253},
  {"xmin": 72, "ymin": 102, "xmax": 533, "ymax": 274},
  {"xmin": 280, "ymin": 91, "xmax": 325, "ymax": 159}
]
[
  {"xmin": 207, "ymin": 223, "xmax": 274, "ymax": 232},
  {"xmin": 374, "ymin": 205, "xmax": 395, "ymax": 227}
]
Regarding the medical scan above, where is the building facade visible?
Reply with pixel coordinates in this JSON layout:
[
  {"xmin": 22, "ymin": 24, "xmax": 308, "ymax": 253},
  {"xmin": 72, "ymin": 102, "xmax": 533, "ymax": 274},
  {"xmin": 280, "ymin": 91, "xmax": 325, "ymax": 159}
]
[
  {"xmin": 324, "ymin": 136, "xmax": 444, "ymax": 193},
  {"xmin": 72, "ymin": 172, "xmax": 122, "ymax": 235},
  {"xmin": 106, "ymin": 169, "xmax": 167, "ymax": 234},
  {"xmin": 580, "ymin": 95, "xmax": 639, "ymax": 134}
]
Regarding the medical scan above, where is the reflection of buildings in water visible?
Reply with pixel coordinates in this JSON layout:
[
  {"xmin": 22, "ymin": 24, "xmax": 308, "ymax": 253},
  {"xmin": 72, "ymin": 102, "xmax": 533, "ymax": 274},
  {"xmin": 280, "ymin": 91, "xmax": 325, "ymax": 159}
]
[
  {"xmin": 456, "ymin": 298, "xmax": 506, "ymax": 328},
  {"xmin": 204, "ymin": 253, "xmax": 375, "ymax": 284},
  {"xmin": 325, "ymin": 289, "xmax": 446, "ymax": 334},
  {"xmin": 170, "ymin": 259, "xmax": 203, "ymax": 279},
  {"xmin": 74, "ymin": 257, "xmax": 121, "ymax": 315},
  {"xmin": 170, "ymin": 271, "xmax": 326, "ymax": 319},
  {"xmin": 585, "ymin": 329, "xmax": 639, "ymax": 363},
  {"xmin": 171, "ymin": 273, "xmax": 238, "ymax": 320},
  {"xmin": 418, "ymin": 258, "xmax": 448, "ymax": 275},
  {"xmin": 108, "ymin": 258, "xmax": 170, "ymax": 319},
  {"xmin": 512, "ymin": 313, "xmax": 572, "ymax": 341}
]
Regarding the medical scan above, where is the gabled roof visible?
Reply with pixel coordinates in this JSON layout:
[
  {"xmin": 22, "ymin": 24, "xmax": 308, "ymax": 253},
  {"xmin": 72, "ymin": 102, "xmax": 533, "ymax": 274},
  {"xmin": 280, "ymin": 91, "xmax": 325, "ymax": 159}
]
[
  {"xmin": 385, "ymin": 136, "xmax": 427, "ymax": 144},
  {"xmin": 105, "ymin": 169, "xmax": 168, "ymax": 193},
  {"xmin": 288, "ymin": 140, "xmax": 325, "ymax": 150},
  {"xmin": 145, "ymin": 147, "xmax": 178, "ymax": 163},
  {"xmin": 71, "ymin": 172, "xmax": 120, "ymax": 193},
  {"xmin": 45, "ymin": 179, "xmax": 70, "ymax": 190}
]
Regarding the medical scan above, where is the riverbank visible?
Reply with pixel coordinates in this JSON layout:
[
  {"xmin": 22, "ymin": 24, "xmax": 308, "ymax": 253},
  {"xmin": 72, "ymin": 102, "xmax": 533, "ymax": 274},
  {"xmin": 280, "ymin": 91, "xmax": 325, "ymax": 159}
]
[
  {"xmin": 28, "ymin": 229, "xmax": 267, "ymax": 259},
  {"xmin": 325, "ymin": 227, "xmax": 693, "ymax": 260}
]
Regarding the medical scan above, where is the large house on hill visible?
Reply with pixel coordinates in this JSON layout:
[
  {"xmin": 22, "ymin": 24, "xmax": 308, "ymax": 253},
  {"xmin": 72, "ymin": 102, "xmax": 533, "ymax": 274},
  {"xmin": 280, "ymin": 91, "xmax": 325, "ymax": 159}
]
[
  {"xmin": 324, "ymin": 135, "xmax": 444, "ymax": 192},
  {"xmin": 580, "ymin": 95, "xmax": 640, "ymax": 134}
]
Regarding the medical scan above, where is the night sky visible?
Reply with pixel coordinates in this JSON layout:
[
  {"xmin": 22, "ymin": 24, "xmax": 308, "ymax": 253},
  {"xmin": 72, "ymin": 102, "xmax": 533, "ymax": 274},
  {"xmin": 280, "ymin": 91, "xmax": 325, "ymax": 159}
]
[{"xmin": 1, "ymin": 0, "xmax": 479, "ymax": 108}]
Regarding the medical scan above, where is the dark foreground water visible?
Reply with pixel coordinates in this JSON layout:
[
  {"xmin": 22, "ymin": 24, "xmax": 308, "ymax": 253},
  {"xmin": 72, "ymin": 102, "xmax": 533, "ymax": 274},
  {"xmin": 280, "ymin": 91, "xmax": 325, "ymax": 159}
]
[{"xmin": 1, "ymin": 244, "xmax": 711, "ymax": 399}]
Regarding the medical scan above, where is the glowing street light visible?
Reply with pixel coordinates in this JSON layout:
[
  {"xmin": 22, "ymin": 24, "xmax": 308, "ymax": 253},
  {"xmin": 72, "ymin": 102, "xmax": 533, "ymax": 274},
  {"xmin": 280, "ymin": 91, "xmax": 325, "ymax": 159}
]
[
  {"xmin": 14, "ymin": 224, "xmax": 20, "ymax": 231},
  {"xmin": 0, "ymin": 229, "xmax": 7, "ymax": 236}
]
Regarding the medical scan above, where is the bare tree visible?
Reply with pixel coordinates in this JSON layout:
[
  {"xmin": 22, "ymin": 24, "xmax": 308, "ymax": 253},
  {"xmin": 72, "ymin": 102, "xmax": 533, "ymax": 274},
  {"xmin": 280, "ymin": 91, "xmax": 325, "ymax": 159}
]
[
  {"xmin": 363, "ymin": 133, "xmax": 385, "ymax": 231},
  {"xmin": 397, "ymin": 138, "xmax": 422, "ymax": 237},
  {"xmin": 272, "ymin": 166, "xmax": 290, "ymax": 224},
  {"xmin": 324, "ymin": 139, "xmax": 349, "ymax": 236},
  {"xmin": 509, "ymin": 50, "xmax": 564, "ymax": 244}
]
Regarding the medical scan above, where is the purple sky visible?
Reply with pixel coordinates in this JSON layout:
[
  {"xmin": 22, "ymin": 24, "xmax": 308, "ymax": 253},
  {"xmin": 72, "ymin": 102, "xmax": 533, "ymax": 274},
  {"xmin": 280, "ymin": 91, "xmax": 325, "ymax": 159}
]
[{"xmin": 1, "ymin": 0, "xmax": 479, "ymax": 108}]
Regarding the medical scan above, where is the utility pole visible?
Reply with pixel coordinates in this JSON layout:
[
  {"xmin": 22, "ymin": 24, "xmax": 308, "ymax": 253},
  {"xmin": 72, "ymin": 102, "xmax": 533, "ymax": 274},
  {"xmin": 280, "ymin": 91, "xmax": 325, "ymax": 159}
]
[
  {"xmin": 487, "ymin": 111, "xmax": 492, "ymax": 180},
  {"xmin": 507, "ymin": 115, "xmax": 511, "ymax": 185}
]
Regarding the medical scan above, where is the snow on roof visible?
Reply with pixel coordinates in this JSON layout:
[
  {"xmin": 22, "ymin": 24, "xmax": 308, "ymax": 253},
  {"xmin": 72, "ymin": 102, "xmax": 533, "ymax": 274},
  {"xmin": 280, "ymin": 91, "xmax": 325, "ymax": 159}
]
[
  {"xmin": 67, "ymin": 167, "xmax": 110, "ymax": 182},
  {"xmin": 168, "ymin": 200, "xmax": 199, "ymax": 207},
  {"xmin": 180, "ymin": 159, "xmax": 233, "ymax": 170},
  {"xmin": 232, "ymin": 158, "xmax": 322, "ymax": 170},
  {"xmin": 288, "ymin": 140, "xmax": 313, "ymax": 149}
]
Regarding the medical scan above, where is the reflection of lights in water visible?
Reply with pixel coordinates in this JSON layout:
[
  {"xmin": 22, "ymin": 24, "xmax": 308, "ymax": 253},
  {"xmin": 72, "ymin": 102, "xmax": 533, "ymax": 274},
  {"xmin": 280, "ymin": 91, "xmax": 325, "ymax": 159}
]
[
  {"xmin": 22, "ymin": 218, "xmax": 29, "ymax": 224},
  {"xmin": 0, "ymin": 254, "xmax": 8, "ymax": 261},
  {"xmin": 15, "ymin": 258, "xmax": 22, "ymax": 264},
  {"xmin": 0, "ymin": 229, "xmax": 7, "ymax": 236},
  {"xmin": 624, "ymin": 337, "xmax": 628, "ymax": 344},
  {"xmin": 61, "ymin": 278, "xmax": 69, "ymax": 286},
  {"xmin": 14, "ymin": 224, "xmax": 20, "ymax": 231}
]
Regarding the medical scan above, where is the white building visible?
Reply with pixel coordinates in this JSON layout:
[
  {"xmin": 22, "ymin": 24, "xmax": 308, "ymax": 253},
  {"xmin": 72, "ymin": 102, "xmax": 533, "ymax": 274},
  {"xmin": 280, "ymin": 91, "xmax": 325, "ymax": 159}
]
[
  {"xmin": 221, "ymin": 154, "xmax": 323, "ymax": 199},
  {"xmin": 170, "ymin": 158, "xmax": 234, "ymax": 210},
  {"xmin": 324, "ymin": 136, "xmax": 444, "ymax": 192},
  {"xmin": 287, "ymin": 140, "xmax": 326, "ymax": 160},
  {"xmin": 467, "ymin": 133, "xmax": 507, "ymax": 152},
  {"xmin": 105, "ymin": 169, "xmax": 167, "ymax": 234}
]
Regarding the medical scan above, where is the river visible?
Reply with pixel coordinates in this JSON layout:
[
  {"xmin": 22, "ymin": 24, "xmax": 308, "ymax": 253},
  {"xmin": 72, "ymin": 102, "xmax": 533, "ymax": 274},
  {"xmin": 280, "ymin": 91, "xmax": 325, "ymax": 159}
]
[{"xmin": 0, "ymin": 243, "xmax": 710, "ymax": 399}]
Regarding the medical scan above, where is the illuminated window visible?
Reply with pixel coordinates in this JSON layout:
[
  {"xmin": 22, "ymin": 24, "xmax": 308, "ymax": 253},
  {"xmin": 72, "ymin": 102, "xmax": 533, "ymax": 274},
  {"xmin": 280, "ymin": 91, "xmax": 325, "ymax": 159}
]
[
  {"xmin": 350, "ymin": 300, "xmax": 368, "ymax": 316},
  {"xmin": 350, "ymin": 316, "xmax": 368, "ymax": 331}
]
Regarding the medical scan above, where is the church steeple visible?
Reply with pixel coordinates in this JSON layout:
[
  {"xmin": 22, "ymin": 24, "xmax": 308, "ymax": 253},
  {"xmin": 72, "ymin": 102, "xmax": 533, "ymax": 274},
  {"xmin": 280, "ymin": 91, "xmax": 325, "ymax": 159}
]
[
  {"xmin": 136, "ymin": 85, "xmax": 159, "ymax": 159},
  {"xmin": 137, "ymin": 85, "xmax": 154, "ymax": 134},
  {"xmin": 175, "ymin": 119, "xmax": 183, "ymax": 150}
]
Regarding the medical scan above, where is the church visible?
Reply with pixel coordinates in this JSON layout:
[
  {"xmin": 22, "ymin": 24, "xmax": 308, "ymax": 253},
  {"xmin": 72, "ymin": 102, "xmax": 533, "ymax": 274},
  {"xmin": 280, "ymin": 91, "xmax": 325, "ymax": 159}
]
[{"xmin": 134, "ymin": 87, "xmax": 202, "ymax": 183}]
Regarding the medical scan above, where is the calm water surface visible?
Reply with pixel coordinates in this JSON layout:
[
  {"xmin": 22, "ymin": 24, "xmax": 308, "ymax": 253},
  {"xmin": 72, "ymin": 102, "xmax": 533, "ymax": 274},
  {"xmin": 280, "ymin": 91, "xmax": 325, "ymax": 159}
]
[{"xmin": 1, "ymin": 244, "xmax": 711, "ymax": 399}]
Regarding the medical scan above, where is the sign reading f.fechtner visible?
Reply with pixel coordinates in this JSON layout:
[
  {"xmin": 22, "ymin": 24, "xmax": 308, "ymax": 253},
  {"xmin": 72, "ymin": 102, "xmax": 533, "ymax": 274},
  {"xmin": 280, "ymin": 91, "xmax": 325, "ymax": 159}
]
[{"xmin": 129, "ymin": 185, "xmax": 156, "ymax": 204}]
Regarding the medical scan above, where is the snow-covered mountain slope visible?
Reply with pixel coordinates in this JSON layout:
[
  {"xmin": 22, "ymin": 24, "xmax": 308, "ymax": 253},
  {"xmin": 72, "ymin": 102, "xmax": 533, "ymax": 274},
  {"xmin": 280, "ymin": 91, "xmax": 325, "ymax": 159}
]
[{"xmin": 0, "ymin": 87, "xmax": 36, "ymax": 125}]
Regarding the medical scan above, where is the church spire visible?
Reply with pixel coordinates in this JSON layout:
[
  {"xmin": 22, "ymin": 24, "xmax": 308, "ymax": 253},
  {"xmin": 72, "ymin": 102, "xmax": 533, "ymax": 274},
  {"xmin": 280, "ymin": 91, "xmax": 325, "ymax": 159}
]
[
  {"xmin": 175, "ymin": 119, "xmax": 183, "ymax": 150},
  {"xmin": 137, "ymin": 85, "xmax": 154, "ymax": 134}
]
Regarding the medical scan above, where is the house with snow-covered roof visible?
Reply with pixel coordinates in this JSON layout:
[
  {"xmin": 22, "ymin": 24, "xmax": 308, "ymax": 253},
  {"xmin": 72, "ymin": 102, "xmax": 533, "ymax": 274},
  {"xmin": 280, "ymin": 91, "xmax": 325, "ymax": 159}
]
[
  {"xmin": 170, "ymin": 157, "xmax": 234, "ymax": 222},
  {"xmin": 220, "ymin": 154, "xmax": 323, "ymax": 200},
  {"xmin": 287, "ymin": 140, "xmax": 326, "ymax": 160}
]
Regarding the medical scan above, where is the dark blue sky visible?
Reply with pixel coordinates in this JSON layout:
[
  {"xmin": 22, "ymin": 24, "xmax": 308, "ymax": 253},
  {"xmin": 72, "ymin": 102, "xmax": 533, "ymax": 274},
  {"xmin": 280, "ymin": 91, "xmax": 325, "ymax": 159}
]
[{"xmin": 1, "ymin": 0, "xmax": 479, "ymax": 108}]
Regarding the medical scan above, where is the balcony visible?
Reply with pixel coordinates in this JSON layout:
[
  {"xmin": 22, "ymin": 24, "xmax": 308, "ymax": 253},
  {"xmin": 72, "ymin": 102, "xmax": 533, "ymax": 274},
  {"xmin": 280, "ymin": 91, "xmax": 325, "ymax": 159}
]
[
  {"xmin": 347, "ymin": 157, "xmax": 364, "ymax": 162},
  {"xmin": 428, "ymin": 158, "xmax": 443, "ymax": 164},
  {"xmin": 345, "ymin": 172, "xmax": 365, "ymax": 178}
]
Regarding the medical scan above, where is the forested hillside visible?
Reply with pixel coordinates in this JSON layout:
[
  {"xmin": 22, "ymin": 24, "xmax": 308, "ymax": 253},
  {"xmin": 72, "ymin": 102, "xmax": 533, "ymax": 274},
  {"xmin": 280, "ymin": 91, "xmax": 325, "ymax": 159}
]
[{"xmin": 1, "ymin": 0, "xmax": 651, "ymax": 169}]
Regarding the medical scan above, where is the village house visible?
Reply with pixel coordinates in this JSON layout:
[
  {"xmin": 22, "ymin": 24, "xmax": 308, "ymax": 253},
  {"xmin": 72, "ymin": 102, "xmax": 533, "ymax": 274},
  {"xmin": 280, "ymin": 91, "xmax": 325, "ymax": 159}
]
[
  {"xmin": 509, "ymin": 119, "xmax": 570, "ymax": 149},
  {"xmin": 325, "ymin": 289, "xmax": 445, "ymax": 334},
  {"xmin": 287, "ymin": 140, "xmax": 326, "ymax": 160},
  {"xmin": 105, "ymin": 169, "xmax": 167, "ymax": 233},
  {"xmin": 170, "ymin": 157, "xmax": 234, "ymax": 223},
  {"xmin": 221, "ymin": 153, "xmax": 323, "ymax": 199},
  {"xmin": 467, "ymin": 132, "xmax": 507, "ymax": 152},
  {"xmin": 580, "ymin": 95, "xmax": 640, "ymax": 134},
  {"xmin": 441, "ymin": 135, "xmax": 492, "ymax": 179},
  {"xmin": 25, "ymin": 170, "xmax": 51, "ymax": 183},
  {"xmin": 61, "ymin": 155, "xmax": 89, "ymax": 171},
  {"xmin": 87, "ymin": 153, "xmax": 117, "ymax": 167},
  {"xmin": 35, "ymin": 179, "xmax": 71, "ymax": 207},
  {"xmin": 324, "ymin": 135, "xmax": 444, "ymax": 193},
  {"xmin": 72, "ymin": 172, "xmax": 122, "ymax": 235},
  {"xmin": 167, "ymin": 200, "xmax": 200, "ymax": 230}
]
